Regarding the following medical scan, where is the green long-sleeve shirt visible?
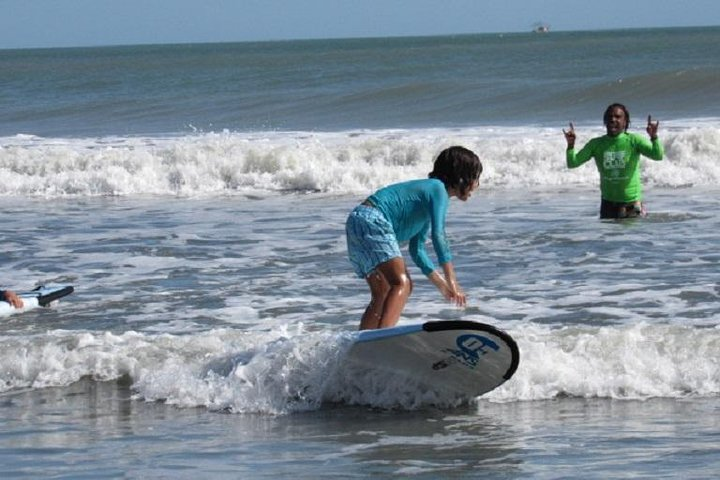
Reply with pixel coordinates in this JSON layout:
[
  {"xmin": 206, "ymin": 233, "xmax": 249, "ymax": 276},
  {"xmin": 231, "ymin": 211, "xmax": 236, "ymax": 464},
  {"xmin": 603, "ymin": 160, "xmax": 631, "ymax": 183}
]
[{"xmin": 566, "ymin": 132, "xmax": 664, "ymax": 203}]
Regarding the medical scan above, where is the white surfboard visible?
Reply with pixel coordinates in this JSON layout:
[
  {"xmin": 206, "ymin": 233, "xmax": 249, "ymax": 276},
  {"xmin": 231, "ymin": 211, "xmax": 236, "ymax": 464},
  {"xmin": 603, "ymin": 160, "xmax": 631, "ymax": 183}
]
[
  {"xmin": 0, "ymin": 285, "xmax": 74, "ymax": 318},
  {"xmin": 347, "ymin": 320, "xmax": 519, "ymax": 398}
]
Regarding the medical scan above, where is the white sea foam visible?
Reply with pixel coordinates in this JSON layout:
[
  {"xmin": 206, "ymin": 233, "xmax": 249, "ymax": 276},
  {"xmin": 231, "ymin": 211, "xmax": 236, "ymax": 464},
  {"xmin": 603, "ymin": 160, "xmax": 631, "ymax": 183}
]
[
  {"xmin": 1, "ymin": 123, "xmax": 719, "ymax": 197},
  {"xmin": 1, "ymin": 322, "xmax": 718, "ymax": 413},
  {"xmin": 487, "ymin": 323, "xmax": 720, "ymax": 402},
  {"xmin": 0, "ymin": 163, "xmax": 717, "ymax": 413}
]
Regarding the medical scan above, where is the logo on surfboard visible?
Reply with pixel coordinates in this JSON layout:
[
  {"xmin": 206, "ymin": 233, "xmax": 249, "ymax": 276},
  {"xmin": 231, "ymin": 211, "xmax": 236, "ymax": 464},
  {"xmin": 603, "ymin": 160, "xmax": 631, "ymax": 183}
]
[{"xmin": 432, "ymin": 333, "xmax": 500, "ymax": 370}]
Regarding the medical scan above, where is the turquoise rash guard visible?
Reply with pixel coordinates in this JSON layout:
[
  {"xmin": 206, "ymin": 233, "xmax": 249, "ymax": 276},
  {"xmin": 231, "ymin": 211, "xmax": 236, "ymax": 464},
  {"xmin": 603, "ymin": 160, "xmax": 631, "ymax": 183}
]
[
  {"xmin": 566, "ymin": 132, "xmax": 664, "ymax": 203},
  {"xmin": 368, "ymin": 178, "xmax": 451, "ymax": 275}
]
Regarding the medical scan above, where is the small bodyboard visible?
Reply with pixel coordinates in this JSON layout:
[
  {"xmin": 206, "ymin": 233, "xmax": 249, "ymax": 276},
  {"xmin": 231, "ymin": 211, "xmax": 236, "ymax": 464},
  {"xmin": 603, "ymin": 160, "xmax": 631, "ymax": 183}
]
[
  {"xmin": 347, "ymin": 320, "xmax": 519, "ymax": 398},
  {"xmin": 0, "ymin": 285, "xmax": 74, "ymax": 318}
]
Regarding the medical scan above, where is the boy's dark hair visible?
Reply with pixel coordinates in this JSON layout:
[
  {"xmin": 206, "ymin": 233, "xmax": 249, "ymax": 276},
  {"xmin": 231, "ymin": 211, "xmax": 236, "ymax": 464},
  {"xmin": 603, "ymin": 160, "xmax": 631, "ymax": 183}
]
[
  {"xmin": 428, "ymin": 146, "xmax": 482, "ymax": 196},
  {"xmin": 603, "ymin": 103, "xmax": 631, "ymax": 130}
]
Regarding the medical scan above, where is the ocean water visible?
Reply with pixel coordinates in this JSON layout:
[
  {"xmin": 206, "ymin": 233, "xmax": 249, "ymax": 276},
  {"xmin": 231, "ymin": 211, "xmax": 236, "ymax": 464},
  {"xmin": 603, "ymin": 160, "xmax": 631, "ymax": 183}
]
[{"xmin": 1, "ymin": 27, "xmax": 720, "ymax": 478}]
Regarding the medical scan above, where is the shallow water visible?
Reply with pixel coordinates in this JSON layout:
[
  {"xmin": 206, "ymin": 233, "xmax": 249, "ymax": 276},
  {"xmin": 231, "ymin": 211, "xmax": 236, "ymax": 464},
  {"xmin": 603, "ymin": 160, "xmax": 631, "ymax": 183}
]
[
  {"xmin": 2, "ymin": 379, "xmax": 719, "ymax": 479},
  {"xmin": 1, "ymin": 187, "xmax": 719, "ymax": 477}
]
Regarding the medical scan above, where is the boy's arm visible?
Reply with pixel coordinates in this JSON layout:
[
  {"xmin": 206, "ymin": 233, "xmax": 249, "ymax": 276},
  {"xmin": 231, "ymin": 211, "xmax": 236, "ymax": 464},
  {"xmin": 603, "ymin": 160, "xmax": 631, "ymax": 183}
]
[{"xmin": 428, "ymin": 262, "xmax": 466, "ymax": 307}]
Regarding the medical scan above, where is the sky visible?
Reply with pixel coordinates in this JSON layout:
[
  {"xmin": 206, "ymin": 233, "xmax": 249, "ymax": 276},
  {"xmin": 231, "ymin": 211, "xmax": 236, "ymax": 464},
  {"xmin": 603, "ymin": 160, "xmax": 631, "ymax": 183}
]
[{"xmin": 1, "ymin": 0, "xmax": 719, "ymax": 49}]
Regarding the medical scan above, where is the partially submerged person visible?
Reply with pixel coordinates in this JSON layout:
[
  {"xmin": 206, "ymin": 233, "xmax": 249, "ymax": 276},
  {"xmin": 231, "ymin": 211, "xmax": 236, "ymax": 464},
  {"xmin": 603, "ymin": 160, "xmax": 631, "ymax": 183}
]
[
  {"xmin": 345, "ymin": 146, "xmax": 482, "ymax": 330},
  {"xmin": 563, "ymin": 103, "xmax": 664, "ymax": 219},
  {"xmin": 1, "ymin": 289, "xmax": 24, "ymax": 308}
]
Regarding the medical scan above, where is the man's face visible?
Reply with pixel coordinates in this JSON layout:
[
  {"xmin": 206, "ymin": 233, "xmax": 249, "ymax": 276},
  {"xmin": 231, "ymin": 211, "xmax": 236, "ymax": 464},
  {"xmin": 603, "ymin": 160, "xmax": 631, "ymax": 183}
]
[{"xmin": 605, "ymin": 107, "xmax": 628, "ymax": 136}]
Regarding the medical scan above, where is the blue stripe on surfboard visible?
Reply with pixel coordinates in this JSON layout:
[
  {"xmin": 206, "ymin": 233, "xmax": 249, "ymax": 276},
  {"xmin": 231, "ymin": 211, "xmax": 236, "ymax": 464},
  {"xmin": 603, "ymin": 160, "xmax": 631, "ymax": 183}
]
[{"xmin": 355, "ymin": 323, "xmax": 425, "ymax": 343}]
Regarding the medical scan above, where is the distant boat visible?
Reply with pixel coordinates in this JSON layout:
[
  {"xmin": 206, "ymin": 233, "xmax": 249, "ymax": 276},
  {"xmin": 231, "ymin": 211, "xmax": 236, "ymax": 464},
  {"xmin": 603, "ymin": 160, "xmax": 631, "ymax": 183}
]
[{"xmin": 533, "ymin": 23, "xmax": 550, "ymax": 33}]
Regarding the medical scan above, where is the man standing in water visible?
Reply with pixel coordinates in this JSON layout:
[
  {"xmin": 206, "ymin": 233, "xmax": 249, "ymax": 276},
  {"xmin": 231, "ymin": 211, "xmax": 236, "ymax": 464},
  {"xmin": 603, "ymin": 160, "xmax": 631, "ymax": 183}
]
[{"xmin": 563, "ymin": 103, "xmax": 664, "ymax": 219}]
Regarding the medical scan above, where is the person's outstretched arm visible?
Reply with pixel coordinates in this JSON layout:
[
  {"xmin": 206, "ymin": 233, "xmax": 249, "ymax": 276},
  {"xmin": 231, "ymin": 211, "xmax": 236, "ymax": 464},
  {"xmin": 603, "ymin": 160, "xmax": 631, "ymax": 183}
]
[{"xmin": 564, "ymin": 122, "xmax": 594, "ymax": 168}]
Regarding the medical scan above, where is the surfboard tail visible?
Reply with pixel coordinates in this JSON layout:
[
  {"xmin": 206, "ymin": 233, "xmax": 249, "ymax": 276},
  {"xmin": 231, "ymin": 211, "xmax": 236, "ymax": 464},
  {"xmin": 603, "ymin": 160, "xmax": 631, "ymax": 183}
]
[{"xmin": 422, "ymin": 320, "xmax": 520, "ymax": 381}]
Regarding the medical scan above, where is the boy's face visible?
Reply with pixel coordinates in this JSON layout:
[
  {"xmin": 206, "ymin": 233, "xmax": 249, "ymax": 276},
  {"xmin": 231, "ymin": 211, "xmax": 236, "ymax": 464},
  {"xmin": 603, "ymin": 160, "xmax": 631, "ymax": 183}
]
[
  {"xmin": 456, "ymin": 177, "xmax": 480, "ymax": 202},
  {"xmin": 605, "ymin": 107, "xmax": 628, "ymax": 136}
]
